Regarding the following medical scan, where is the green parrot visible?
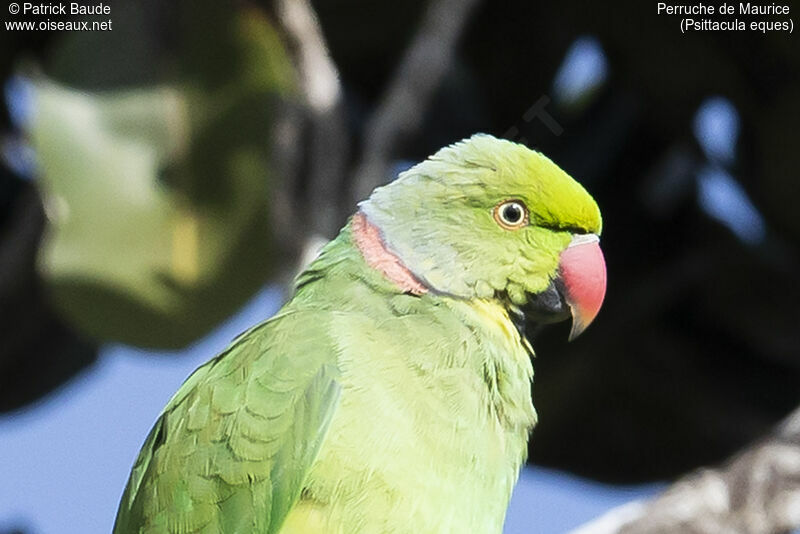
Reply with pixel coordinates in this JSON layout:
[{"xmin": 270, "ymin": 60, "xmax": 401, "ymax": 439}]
[{"xmin": 114, "ymin": 134, "xmax": 606, "ymax": 534}]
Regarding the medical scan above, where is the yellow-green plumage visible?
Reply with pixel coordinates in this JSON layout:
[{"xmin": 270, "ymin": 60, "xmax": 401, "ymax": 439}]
[{"xmin": 114, "ymin": 134, "xmax": 602, "ymax": 533}]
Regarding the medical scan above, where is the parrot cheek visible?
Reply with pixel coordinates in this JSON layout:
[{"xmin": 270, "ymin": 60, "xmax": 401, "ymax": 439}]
[{"xmin": 558, "ymin": 234, "xmax": 607, "ymax": 340}]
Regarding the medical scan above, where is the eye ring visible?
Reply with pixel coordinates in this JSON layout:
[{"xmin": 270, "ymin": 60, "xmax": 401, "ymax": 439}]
[{"xmin": 493, "ymin": 200, "xmax": 529, "ymax": 230}]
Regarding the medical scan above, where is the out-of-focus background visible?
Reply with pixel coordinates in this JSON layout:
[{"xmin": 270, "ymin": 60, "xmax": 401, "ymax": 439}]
[{"xmin": 1, "ymin": 0, "xmax": 799, "ymax": 532}]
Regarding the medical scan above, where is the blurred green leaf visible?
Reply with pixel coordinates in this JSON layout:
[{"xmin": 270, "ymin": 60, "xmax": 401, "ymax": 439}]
[{"xmin": 25, "ymin": 2, "xmax": 299, "ymax": 348}]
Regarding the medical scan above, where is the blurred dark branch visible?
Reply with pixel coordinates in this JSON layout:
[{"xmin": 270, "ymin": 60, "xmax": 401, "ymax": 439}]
[
  {"xmin": 276, "ymin": 0, "xmax": 349, "ymax": 238},
  {"xmin": 350, "ymin": 0, "xmax": 482, "ymax": 205},
  {"xmin": 572, "ymin": 405, "xmax": 800, "ymax": 534}
]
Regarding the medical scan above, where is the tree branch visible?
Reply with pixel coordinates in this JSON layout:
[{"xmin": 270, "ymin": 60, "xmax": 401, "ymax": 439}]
[
  {"xmin": 571, "ymin": 405, "xmax": 800, "ymax": 534},
  {"xmin": 350, "ymin": 0, "xmax": 482, "ymax": 205},
  {"xmin": 276, "ymin": 0, "xmax": 349, "ymax": 238}
]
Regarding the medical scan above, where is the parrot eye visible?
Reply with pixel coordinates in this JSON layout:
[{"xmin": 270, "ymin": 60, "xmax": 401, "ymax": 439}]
[{"xmin": 494, "ymin": 200, "xmax": 528, "ymax": 230}]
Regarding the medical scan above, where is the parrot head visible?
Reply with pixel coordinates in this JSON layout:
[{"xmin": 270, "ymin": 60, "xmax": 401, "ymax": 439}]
[{"xmin": 358, "ymin": 134, "xmax": 606, "ymax": 339}]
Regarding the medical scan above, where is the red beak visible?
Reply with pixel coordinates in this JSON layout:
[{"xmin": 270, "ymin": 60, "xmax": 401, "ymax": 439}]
[{"xmin": 558, "ymin": 234, "xmax": 607, "ymax": 340}]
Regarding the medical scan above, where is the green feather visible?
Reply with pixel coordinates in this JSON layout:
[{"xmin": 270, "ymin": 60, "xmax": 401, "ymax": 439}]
[{"xmin": 114, "ymin": 314, "xmax": 342, "ymax": 533}]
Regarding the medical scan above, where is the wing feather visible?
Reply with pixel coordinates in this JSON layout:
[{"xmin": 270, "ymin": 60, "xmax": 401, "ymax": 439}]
[{"xmin": 114, "ymin": 311, "xmax": 341, "ymax": 534}]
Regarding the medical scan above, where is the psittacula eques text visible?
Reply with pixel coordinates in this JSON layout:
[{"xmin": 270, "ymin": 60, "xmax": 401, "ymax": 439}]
[{"xmin": 114, "ymin": 134, "xmax": 607, "ymax": 533}]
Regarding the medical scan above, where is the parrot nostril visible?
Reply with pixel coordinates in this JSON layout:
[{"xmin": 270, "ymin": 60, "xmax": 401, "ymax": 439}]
[{"xmin": 567, "ymin": 233, "xmax": 600, "ymax": 248}]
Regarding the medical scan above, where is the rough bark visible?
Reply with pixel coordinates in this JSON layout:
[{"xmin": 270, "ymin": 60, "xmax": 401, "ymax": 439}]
[{"xmin": 572, "ymin": 406, "xmax": 800, "ymax": 534}]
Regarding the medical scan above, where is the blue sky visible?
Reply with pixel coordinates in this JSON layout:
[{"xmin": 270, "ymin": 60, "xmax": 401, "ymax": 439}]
[{"xmin": 0, "ymin": 286, "xmax": 659, "ymax": 534}]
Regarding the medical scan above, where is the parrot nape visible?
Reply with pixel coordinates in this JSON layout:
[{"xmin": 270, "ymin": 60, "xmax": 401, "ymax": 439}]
[{"xmin": 113, "ymin": 134, "xmax": 606, "ymax": 533}]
